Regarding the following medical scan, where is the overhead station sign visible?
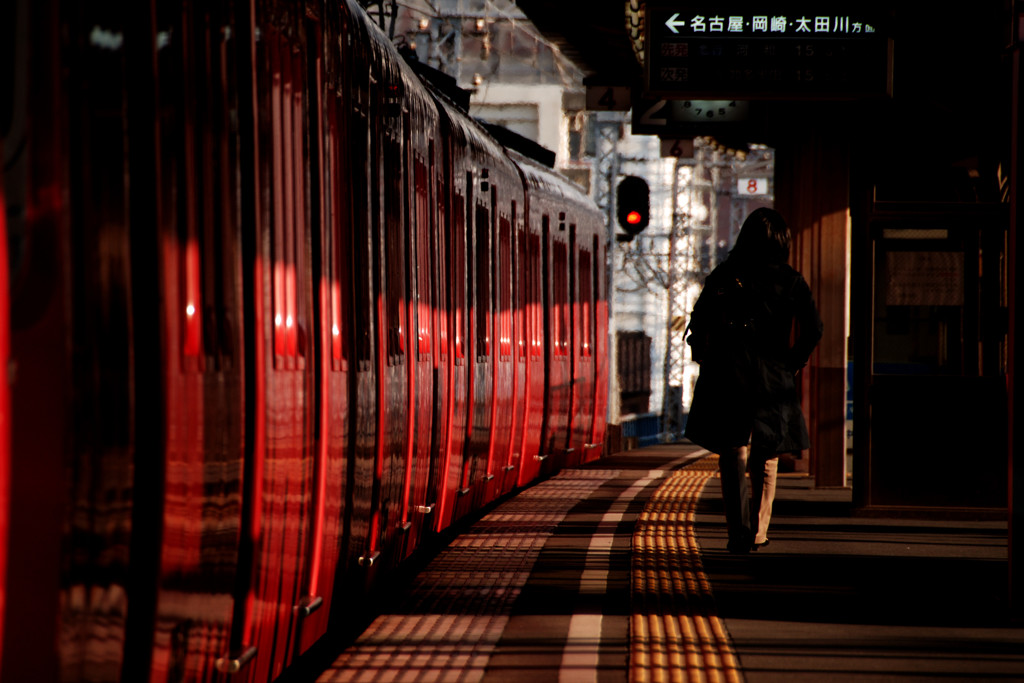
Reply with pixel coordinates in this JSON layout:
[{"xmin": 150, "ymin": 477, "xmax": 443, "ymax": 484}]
[{"xmin": 644, "ymin": 4, "xmax": 893, "ymax": 99}]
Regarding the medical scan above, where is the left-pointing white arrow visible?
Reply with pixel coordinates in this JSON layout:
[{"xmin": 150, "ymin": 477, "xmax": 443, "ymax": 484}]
[{"xmin": 665, "ymin": 13, "xmax": 686, "ymax": 34}]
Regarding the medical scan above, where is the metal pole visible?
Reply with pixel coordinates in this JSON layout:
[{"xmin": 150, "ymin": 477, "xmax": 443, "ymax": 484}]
[{"xmin": 595, "ymin": 114, "xmax": 622, "ymax": 425}]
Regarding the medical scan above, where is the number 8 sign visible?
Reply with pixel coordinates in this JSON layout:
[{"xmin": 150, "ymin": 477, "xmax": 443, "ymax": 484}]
[{"xmin": 737, "ymin": 177, "xmax": 769, "ymax": 196}]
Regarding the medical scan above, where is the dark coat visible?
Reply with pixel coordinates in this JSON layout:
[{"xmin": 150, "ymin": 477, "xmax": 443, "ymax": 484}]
[{"xmin": 683, "ymin": 258, "xmax": 823, "ymax": 454}]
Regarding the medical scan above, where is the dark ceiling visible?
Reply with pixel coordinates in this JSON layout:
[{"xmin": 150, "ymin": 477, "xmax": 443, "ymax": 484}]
[
  {"xmin": 514, "ymin": 1, "xmax": 1013, "ymax": 98},
  {"xmin": 514, "ymin": 1, "xmax": 1014, "ymax": 200},
  {"xmin": 514, "ymin": 0, "xmax": 642, "ymax": 85}
]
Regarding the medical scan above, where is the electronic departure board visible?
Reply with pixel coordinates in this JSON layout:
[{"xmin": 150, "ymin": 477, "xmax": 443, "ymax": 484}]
[{"xmin": 644, "ymin": 4, "xmax": 893, "ymax": 99}]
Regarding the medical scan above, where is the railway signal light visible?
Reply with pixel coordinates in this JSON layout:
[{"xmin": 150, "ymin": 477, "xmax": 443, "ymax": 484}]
[{"xmin": 617, "ymin": 176, "xmax": 650, "ymax": 236}]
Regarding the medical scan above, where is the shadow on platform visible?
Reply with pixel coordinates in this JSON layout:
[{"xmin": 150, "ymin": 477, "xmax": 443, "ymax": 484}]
[{"xmin": 695, "ymin": 475, "xmax": 1024, "ymax": 681}]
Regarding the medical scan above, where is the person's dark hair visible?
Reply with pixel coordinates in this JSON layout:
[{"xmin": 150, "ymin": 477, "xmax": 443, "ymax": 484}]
[{"xmin": 729, "ymin": 207, "xmax": 791, "ymax": 264}]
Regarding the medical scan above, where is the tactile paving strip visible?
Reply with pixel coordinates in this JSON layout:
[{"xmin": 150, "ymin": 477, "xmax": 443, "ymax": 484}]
[
  {"xmin": 319, "ymin": 469, "xmax": 618, "ymax": 683},
  {"xmin": 630, "ymin": 456, "xmax": 743, "ymax": 683}
]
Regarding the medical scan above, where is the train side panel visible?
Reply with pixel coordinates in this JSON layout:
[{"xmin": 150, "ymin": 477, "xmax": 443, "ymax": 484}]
[
  {"xmin": 0, "ymin": 1, "xmax": 612, "ymax": 680},
  {"xmin": 511, "ymin": 153, "xmax": 605, "ymax": 474}
]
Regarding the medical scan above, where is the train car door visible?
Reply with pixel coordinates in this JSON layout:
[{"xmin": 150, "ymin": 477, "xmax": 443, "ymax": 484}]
[
  {"xmin": 427, "ymin": 151, "xmax": 451, "ymax": 531},
  {"xmin": 377, "ymin": 94, "xmax": 409, "ymax": 570},
  {"xmin": 401, "ymin": 133, "xmax": 436, "ymax": 557},
  {"xmin": 150, "ymin": 3, "xmax": 249, "ymax": 678},
  {"xmin": 566, "ymin": 223, "xmax": 588, "ymax": 467},
  {"xmin": 295, "ymin": 13, "xmax": 350, "ymax": 655},
  {"xmin": 345, "ymin": 19, "xmax": 377, "ymax": 584},
  {"xmin": 492, "ymin": 202, "xmax": 516, "ymax": 497},
  {"xmin": 458, "ymin": 170, "xmax": 495, "ymax": 518},
  {"xmin": 517, "ymin": 208, "xmax": 545, "ymax": 486},
  {"xmin": 574, "ymin": 233, "xmax": 598, "ymax": 464},
  {"xmin": 543, "ymin": 214, "xmax": 572, "ymax": 471},
  {"xmin": 225, "ymin": 26, "xmax": 319, "ymax": 682},
  {"xmin": 504, "ymin": 208, "xmax": 528, "ymax": 492},
  {"xmin": 339, "ymin": 16, "xmax": 408, "ymax": 579},
  {"xmin": 590, "ymin": 234, "xmax": 609, "ymax": 458},
  {"xmin": 438, "ymin": 168, "xmax": 470, "ymax": 529}
]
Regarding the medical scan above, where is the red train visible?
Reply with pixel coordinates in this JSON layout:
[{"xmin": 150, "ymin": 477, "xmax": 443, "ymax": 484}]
[{"xmin": 0, "ymin": 0, "xmax": 607, "ymax": 680}]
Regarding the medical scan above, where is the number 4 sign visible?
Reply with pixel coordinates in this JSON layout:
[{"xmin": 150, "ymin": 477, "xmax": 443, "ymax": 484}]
[
  {"xmin": 585, "ymin": 86, "xmax": 632, "ymax": 111},
  {"xmin": 737, "ymin": 177, "xmax": 769, "ymax": 195}
]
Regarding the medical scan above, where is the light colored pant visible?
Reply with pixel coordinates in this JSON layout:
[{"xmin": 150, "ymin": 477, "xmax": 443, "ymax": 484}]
[
  {"xmin": 750, "ymin": 454, "xmax": 778, "ymax": 544},
  {"xmin": 719, "ymin": 446, "xmax": 779, "ymax": 545}
]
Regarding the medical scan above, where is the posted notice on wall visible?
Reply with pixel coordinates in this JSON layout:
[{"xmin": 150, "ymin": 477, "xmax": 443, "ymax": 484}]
[{"xmin": 885, "ymin": 251, "xmax": 963, "ymax": 307}]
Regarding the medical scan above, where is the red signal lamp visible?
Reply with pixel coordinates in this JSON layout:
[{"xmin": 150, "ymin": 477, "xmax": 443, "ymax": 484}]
[{"xmin": 616, "ymin": 176, "xmax": 650, "ymax": 235}]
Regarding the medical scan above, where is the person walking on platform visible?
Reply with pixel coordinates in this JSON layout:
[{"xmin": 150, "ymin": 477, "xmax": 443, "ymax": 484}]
[{"xmin": 684, "ymin": 208, "xmax": 823, "ymax": 554}]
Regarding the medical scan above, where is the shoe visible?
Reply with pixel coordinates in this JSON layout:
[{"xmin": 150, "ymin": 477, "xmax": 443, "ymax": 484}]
[
  {"xmin": 751, "ymin": 539, "xmax": 770, "ymax": 551},
  {"xmin": 726, "ymin": 540, "xmax": 751, "ymax": 554},
  {"xmin": 727, "ymin": 532, "xmax": 753, "ymax": 554}
]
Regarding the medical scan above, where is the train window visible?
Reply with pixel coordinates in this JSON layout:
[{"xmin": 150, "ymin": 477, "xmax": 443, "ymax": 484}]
[
  {"xmin": 553, "ymin": 240, "xmax": 568, "ymax": 357},
  {"xmin": 261, "ymin": 36, "xmax": 312, "ymax": 371},
  {"xmin": 453, "ymin": 192, "xmax": 466, "ymax": 360},
  {"xmin": 290, "ymin": 51, "xmax": 309, "ymax": 370},
  {"xmin": 529, "ymin": 232, "xmax": 542, "ymax": 358},
  {"xmin": 499, "ymin": 215, "xmax": 512, "ymax": 358},
  {"xmin": 434, "ymin": 159, "xmax": 448, "ymax": 361},
  {"xmin": 270, "ymin": 39, "xmax": 286, "ymax": 363},
  {"xmin": 270, "ymin": 38, "xmax": 300, "ymax": 369},
  {"xmin": 327, "ymin": 96, "xmax": 347, "ymax": 371},
  {"xmin": 517, "ymin": 226, "xmax": 527, "ymax": 360},
  {"xmin": 384, "ymin": 132, "xmax": 404, "ymax": 361},
  {"xmin": 210, "ymin": 22, "xmax": 239, "ymax": 371},
  {"xmin": 580, "ymin": 248, "xmax": 592, "ymax": 357},
  {"xmin": 593, "ymin": 234, "xmax": 602, "ymax": 357},
  {"xmin": 414, "ymin": 154, "xmax": 431, "ymax": 356},
  {"xmin": 182, "ymin": 240, "xmax": 204, "ymax": 366},
  {"xmin": 353, "ymin": 117, "xmax": 372, "ymax": 364},
  {"xmin": 475, "ymin": 202, "xmax": 491, "ymax": 357},
  {"xmin": 178, "ymin": 2, "xmax": 248, "ymax": 374},
  {"xmin": 176, "ymin": 38, "xmax": 203, "ymax": 370}
]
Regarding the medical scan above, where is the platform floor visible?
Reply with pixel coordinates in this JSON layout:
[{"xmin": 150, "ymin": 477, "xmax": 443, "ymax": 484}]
[{"xmin": 315, "ymin": 444, "xmax": 1024, "ymax": 682}]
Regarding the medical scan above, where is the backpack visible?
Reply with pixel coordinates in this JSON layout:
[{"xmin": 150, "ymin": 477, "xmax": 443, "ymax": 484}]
[{"xmin": 686, "ymin": 271, "xmax": 766, "ymax": 364}]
